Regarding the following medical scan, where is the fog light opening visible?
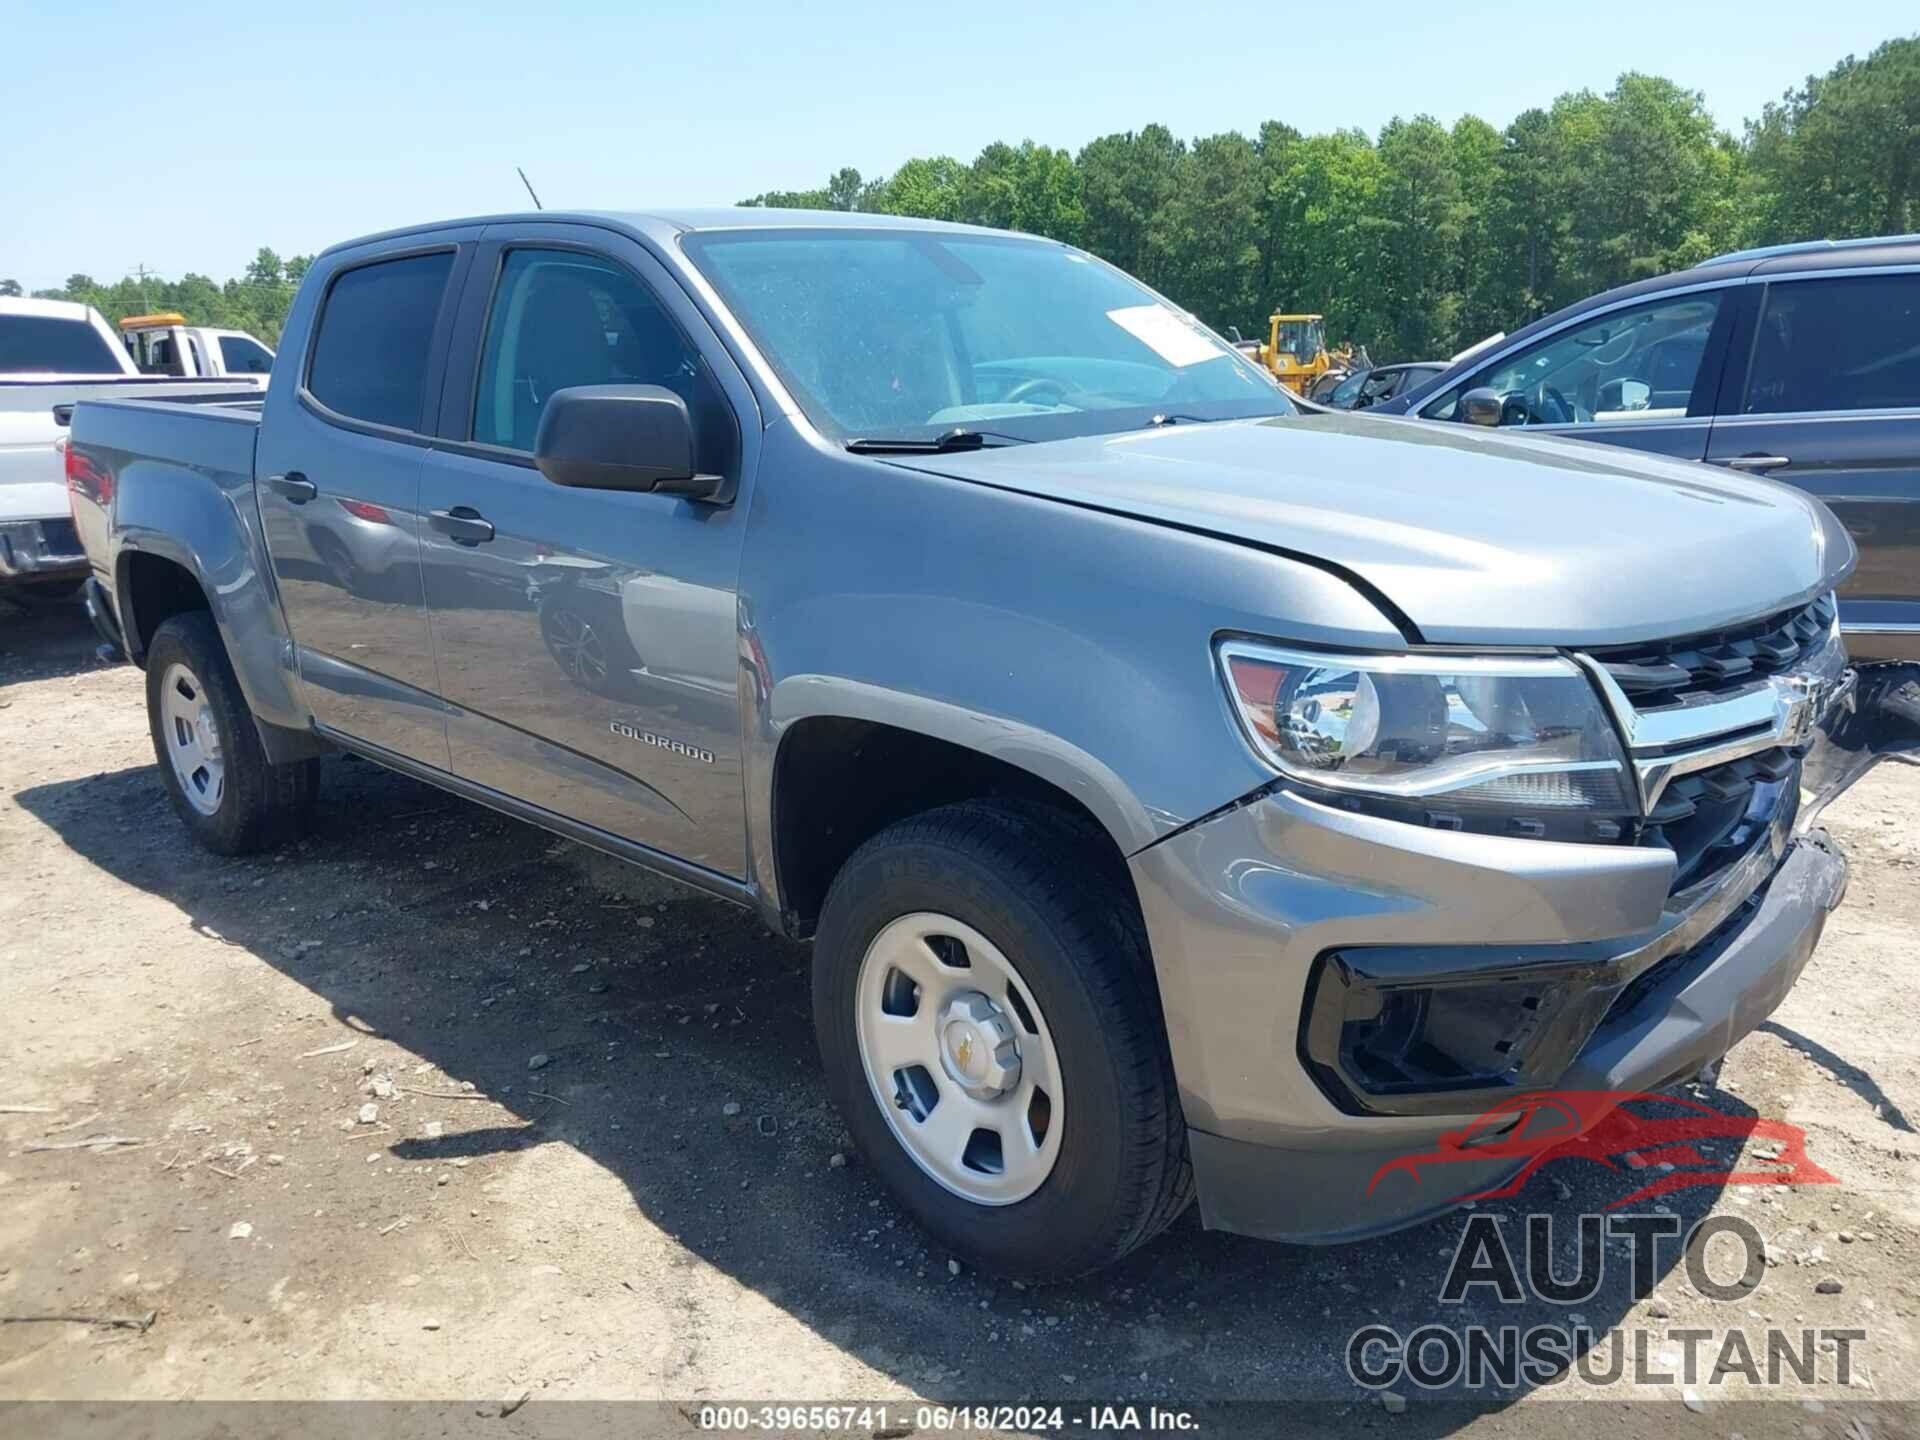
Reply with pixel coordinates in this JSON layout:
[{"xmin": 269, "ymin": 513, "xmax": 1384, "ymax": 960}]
[{"xmin": 1340, "ymin": 979, "xmax": 1562, "ymax": 1092}]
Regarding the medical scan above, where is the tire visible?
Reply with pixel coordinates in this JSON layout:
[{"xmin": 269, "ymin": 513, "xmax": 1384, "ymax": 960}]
[
  {"xmin": 813, "ymin": 800, "xmax": 1193, "ymax": 1281},
  {"xmin": 145, "ymin": 611, "xmax": 318, "ymax": 855}
]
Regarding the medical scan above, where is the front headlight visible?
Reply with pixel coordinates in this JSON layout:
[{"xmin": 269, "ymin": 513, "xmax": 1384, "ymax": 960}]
[{"xmin": 1217, "ymin": 640, "xmax": 1634, "ymax": 839}]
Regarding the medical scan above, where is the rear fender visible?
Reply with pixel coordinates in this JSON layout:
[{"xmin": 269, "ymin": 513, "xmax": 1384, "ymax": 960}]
[{"xmin": 112, "ymin": 458, "xmax": 318, "ymax": 759}]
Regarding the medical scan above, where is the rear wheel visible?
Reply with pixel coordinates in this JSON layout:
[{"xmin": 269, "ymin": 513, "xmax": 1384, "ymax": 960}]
[
  {"xmin": 145, "ymin": 612, "xmax": 318, "ymax": 855},
  {"xmin": 813, "ymin": 801, "xmax": 1192, "ymax": 1281}
]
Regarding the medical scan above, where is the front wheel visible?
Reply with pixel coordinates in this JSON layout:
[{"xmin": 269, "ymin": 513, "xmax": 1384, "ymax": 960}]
[
  {"xmin": 813, "ymin": 801, "xmax": 1192, "ymax": 1281},
  {"xmin": 145, "ymin": 612, "xmax": 318, "ymax": 855}
]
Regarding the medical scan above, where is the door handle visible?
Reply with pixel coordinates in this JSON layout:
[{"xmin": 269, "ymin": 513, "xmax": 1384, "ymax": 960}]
[
  {"xmin": 267, "ymin": 471, "xmax": 317, "ymax": 503},
  {"xmin": 1723, "ymin": 454, "xmax": 1791, "ymax": 472},
  {"xmin": 429, "ymin": 506, "xmax": 496, "ymax": 545}
]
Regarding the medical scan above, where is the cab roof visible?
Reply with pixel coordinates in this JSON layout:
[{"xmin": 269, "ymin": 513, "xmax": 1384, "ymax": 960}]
[
  {"xmin": 320, "ymin": 207, "xmax": 1045, "ymax": 259},
  {"xmin": 0, "ymin": 296, "xmax": 96, "ymax": 322}
]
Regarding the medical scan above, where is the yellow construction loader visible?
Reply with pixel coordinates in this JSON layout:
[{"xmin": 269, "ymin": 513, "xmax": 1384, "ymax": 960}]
[{"xmin": 1255, "ymin": 313, "xmax": 1353, "ymax": 395}]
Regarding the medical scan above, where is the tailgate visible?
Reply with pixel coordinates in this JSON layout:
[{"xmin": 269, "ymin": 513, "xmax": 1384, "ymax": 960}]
[{"xmin": 0, "ymin": 409, "xmax": 66, "ymax": 524}]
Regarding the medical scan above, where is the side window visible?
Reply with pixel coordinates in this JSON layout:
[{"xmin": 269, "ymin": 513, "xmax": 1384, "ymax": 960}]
[
  {"xmin": 1424, "ymin": 292, "xmax": 1722, "ymax": 426},
  {"xmin": 306, "ymin": 251, "xmax": 455, "ymax": 432},
  {"xmin": 1744, "ymin": 274, "xmax": 1920, "ymax": 415},
  {"xmin": 1356, "ymin": 370, "xmax": 1402, "ymax": 408},
  {"xmin": 472, "ymin": 247, "xmax": 735, "ymax": 473},
  {"xmin": 220, "ymin": 335, "xmax": 273, "ymax": 374},
  {"xmin": 1328, "ymin": 369, "xmax": 1368, "ymax": 407}
]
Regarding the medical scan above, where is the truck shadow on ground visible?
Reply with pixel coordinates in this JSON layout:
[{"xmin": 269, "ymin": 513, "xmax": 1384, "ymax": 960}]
[
  {"xmin": 18, "ymin": 736, "xmax": 1783, "ymax": 1415},
  {"xmin": 0, "ymin": 595, "xmax": 104, "ymax": 688},
  {"xmin": 1760, "ymin": 1021, "xmax": 1914, "ymax": 1134}
]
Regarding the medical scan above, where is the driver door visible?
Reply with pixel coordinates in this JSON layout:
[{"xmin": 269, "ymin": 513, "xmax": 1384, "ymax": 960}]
[
  {"xmin": 1422, "ymin": 288, "xmax": 1739, "ymax": 463},
  {"xmin": 416, "ymin": 226, "xmax": 754, "ymax": 877}
]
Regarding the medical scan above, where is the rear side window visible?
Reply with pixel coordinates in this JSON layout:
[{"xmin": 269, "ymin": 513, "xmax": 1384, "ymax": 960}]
[
  {"xmin": 305, "ymin": 251, "xmax": 455, "ymax": 431},
  {"xmin": 220, "ymin": 335, "xmax": 274, "ymax": 374},
  {"xmin": 0, "ymin": 315, "xmax": 124, "ymax": 375},
  {"xmin": 1744, "ymin": 273, "xmax": 1920, "ymax": 415}
]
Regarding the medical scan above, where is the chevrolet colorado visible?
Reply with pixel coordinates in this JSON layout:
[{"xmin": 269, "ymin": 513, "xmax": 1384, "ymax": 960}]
[{"xmin": 66, "ymin": 210, "xmax": 1908, "ymax": 1280}]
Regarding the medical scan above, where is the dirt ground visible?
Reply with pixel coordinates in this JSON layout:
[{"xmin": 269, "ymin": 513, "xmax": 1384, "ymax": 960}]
[{"xmin": 2, "ymin": 594, "xmax": 1916, "ymax": 1437}]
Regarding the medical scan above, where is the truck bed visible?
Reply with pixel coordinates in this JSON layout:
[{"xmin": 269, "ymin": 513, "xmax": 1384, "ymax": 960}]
[
  {"xmin": 2, "ymin": 377, "xmax": 261, "ymax": 527},
  {"xmin": 63, "ymin": 394, "xmax": 265, "ymax": 606}
]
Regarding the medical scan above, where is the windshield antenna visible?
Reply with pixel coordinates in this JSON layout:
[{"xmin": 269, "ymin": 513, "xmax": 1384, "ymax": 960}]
[{"xmin": 517, "ymin": 166, "xmax": 544, "ymax": 211}]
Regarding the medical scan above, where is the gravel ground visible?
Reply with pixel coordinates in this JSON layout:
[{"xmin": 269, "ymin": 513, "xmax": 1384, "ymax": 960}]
[{"xmin": 1, "ymin": 594, "xmax": 1916, "ymax": 1437}]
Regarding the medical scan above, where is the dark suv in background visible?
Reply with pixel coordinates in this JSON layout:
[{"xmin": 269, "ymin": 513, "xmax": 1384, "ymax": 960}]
[
  {"xmin": 1375, "ymin": 235, "xmax": 1920, "ymax": 661},
  {"xmin": 1310, "ymin": 360, "xmax": 1447, "ymax": 410}
]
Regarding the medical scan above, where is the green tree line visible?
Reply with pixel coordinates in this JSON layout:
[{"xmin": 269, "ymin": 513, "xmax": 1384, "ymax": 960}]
[
  {"xmin": 742, "ymin": 36, "xmax": 1919, "ymax": 361},
  {"xmin": 6, "ymin": 36, "xmax": 1913, "ymax": 362},
  {"xmin": 1, "ymin": 248, "xmax": 314, "ymax": 347}
]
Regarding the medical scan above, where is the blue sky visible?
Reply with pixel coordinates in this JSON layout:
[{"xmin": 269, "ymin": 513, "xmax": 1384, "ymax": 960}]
[{"xmin": 4, "ymin": 2, "xmax": 1913, "ymax": 291}]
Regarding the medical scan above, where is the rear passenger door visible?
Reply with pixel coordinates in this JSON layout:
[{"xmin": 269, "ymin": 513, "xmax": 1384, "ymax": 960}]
[
  {"xmin": 1707, "ymin": 270, "xmax": 1920, "ymax": 655},
  {"xmin": 254, "ymin": 235, "xmax": 475, "ymax": 766},
  {"xmin": 416, "ymin": 224, "xmax": 756, "ymax": 877}
]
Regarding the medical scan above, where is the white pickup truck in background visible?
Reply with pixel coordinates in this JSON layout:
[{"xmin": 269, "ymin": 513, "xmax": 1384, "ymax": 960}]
[
  {"xmin": 0, "ymin": 297, "xmax": 262, "ymax": 607},
  {"xmin": 120, "ymin": 313, "xmax": 275, "ymax": 384}
]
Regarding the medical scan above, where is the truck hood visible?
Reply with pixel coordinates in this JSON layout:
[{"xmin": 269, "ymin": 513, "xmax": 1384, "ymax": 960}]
[{"xmin": 892, "ymin": 413, "xmax": 1854, "ymax": 647}]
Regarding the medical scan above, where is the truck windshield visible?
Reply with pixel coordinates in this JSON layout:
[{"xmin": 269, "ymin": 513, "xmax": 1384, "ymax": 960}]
[
  {"xmin": 682, "ymin": 229, "xmax": 1293, "ymax": 445},
  {"xmin": 0, "ymin": 315, "xmax": 125, "ymax": 375}
]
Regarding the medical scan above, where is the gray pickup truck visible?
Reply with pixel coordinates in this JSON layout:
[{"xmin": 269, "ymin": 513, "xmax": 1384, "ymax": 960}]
[{"xmin": 67, "ymin": 209, "xmax": 1911, "ymax": 1280}]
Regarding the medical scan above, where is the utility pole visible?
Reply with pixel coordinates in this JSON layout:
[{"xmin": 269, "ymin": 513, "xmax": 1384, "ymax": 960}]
[{"xmin": 132, "ymin": 264, "xmax": 156, "ymax": 313}]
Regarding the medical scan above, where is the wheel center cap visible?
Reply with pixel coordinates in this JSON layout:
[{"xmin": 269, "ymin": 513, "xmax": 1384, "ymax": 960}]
[
  {"xmin": 936, "ymin": 991, "xmax": 1020, "ymax": 1099},
  {"xmin": 943, "ymin": 1020, "xmax": 989, "ymax": 1082},
  {"xmin": 195, "ymin": 710, "xmax": 221, "ymax": 760}
]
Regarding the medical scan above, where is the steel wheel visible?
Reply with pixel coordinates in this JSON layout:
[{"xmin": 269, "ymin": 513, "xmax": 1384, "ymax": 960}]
[
  {"xmin": 159, "ymin": 661, "xmax": 225, "ymax": 815},
  {"xmin": 855, "ymin": 912, "xmax": 1063, "ymax": 1205},
  {"xmin": 544, "ymin": 608, "xmax": 608, "ymax": 688}
]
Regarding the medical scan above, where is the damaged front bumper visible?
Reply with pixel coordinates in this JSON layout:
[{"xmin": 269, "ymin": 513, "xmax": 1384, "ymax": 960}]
[
  {"xmin": 1799, "ymin": 661, "xmax": 1920, "ymax": 829},
  {"xmin": 1131, "ymin": 660, "xmax": 1920, "ymax": 1245}
]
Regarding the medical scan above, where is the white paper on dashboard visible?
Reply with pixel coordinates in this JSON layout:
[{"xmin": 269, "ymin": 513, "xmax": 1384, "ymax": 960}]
[{"xmin": 1106, "ymin": 305, "xmax": 1220, "ymax": 368}]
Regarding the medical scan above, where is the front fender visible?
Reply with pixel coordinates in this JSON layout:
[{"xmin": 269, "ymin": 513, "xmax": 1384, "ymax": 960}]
[
  {"xmin": 767, "ymin": 674, "xmax": 1159, "ymax": 854},
  {"xmin": 735, "ymin": 417, "xmax": 1408, "ymax": 912}
]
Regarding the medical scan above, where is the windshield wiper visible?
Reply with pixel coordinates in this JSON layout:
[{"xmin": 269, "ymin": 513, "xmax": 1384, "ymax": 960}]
[
  {"xmin": 845, "ymin": 428, "xmax": 1027, "ymax": 455},
  {"xmin": 1143, "ymin": 411, "xmax": 1286, "ymax": 428}
]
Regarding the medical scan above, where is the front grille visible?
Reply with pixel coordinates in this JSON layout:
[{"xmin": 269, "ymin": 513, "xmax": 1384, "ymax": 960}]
[
  {"xmin": 1604, "ymin": 882, "xmax": 1766, "ymax": 1027},
  {"xmin": 1589, "ymin": 595, "xmax": 1836, "ymax": 713},
  {"xmin": 1642, "ymin": 746, "xmax": 1797, "ymax": 891}
]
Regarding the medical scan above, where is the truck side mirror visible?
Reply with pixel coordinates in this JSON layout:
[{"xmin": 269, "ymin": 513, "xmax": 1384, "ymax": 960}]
[
  {"xmin": 1461, "ymin": 387, "xmax": 1504, "ymax": 427},
  {"xmin": 533, "ymin": 385, "xmax": 730, "ymax": 503}
]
